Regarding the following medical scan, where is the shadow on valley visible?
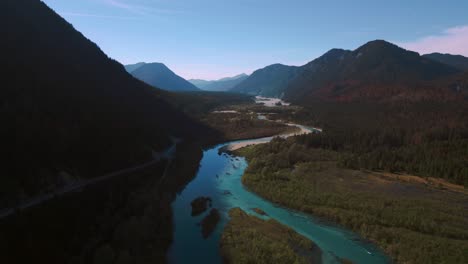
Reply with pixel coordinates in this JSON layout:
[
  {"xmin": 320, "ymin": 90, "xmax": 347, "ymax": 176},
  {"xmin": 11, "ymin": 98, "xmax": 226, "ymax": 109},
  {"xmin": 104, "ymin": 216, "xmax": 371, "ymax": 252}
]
[
  {"xmin": 0, "ymin": 140, "xmax": 204, "ymax": 264},
  {"xmin": 0, "ymin": 1, "xmax": 236, "ymax": 263}
]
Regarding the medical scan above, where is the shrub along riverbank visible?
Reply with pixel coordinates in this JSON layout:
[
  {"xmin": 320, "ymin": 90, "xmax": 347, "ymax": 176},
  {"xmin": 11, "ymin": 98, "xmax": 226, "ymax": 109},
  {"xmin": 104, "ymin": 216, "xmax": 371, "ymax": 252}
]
[
  {"xmin": 221, "ymin": 207, "xmax": 321, "ymax": 264},
  {"xmin": 235, "ymin": 137, "xmax": 468, "ymax": 264}
]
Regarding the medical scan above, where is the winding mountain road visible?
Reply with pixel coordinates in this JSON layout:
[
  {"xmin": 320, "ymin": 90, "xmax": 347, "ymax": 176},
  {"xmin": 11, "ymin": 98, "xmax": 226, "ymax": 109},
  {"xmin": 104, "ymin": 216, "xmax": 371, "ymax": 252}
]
[{"xmin": 0, "ymin": 139, "xmax": 180, "ymax": 219}]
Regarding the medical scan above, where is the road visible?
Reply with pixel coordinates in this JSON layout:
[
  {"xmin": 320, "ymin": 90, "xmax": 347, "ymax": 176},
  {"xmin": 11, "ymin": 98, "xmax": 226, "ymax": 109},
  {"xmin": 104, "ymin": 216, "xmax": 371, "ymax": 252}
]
[{"xmin": 0, "ymin": 139, "xmax": 180, "ymax": 219}]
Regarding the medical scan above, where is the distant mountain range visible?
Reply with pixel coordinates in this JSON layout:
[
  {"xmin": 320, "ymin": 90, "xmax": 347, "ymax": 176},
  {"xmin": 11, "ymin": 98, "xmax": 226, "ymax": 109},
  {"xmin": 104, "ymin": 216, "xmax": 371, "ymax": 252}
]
[
  {"xmin": 423, "ymin": 53, "xmax": 468, "ymax": 71},
  {"xmin": 189, "ymin": 74, "xmax": 248, "ymax": 91},
  {"xmin": 229, "ymin": 40, "xmax": 467, "ymax": 103},
  {"xmin": 124, "ymin": 42, "xmax": 468, "ymax": 102},
  {"xmin": 230, "ymin": 64, "xmax": 301, "ymax": 97},
  {"xmin": 285, "ymin": 40, "xmax": 462, "ymax": 103},
  {"xmin": 125, "ymin": 62, "xmax": 200, "ymax": 92}
]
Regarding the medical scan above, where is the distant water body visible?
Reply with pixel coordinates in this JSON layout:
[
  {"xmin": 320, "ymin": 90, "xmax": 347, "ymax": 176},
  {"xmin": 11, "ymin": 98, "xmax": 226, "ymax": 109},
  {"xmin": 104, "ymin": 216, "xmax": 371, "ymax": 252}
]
[
  {"xmin": 168, "ymin": 128, "xmax": 389, "ymax": 264},
  {"xmin": 255, "ymin": 96, "xmax": 290, "ymax": 107}
]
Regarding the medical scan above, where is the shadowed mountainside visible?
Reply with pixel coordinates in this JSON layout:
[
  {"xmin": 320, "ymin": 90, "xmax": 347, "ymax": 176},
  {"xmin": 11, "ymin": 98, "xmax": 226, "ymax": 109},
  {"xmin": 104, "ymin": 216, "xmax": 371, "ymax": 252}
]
[{"xmin": 0, "ymin": 0, "xmax": 215, "ymax": 207}]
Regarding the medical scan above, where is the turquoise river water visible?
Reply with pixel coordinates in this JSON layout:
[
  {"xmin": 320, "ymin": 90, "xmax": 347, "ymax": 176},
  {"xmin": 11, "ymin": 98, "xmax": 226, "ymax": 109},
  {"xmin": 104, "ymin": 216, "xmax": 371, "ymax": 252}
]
[{"xmin": 168, "ymin": 130, "xmax": 390, "ymax": 264}]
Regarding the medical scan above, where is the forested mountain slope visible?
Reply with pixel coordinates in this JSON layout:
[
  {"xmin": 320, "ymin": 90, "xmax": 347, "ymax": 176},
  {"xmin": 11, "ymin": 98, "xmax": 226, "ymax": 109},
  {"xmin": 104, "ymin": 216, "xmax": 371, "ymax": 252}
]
[
  {"xmin": 285, "ymin": 40, "xmax": 462, "ymax": 103},
  {"xmin": 0, "ymin": 0, "xmax": 212, "ymax": 207},
  {"xmin": 231, "ymin": 64, "xmax": 301, "ymax": 97},
  {"xmin": 424, "ymin": 53, "xmax": 468, "ymax": 71}
]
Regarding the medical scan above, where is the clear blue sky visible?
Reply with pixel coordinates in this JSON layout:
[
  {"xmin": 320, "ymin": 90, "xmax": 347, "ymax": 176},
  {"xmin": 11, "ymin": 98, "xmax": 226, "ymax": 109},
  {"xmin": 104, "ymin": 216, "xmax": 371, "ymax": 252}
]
[{"xmin": 43, "ymin": 0, "xmax": 468, "ymax": 80}]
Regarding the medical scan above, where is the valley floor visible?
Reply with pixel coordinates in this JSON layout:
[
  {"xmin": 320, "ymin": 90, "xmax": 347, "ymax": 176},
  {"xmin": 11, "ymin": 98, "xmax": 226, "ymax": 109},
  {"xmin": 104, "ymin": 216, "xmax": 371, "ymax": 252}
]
[
  {"xmin": 3, "ymin": 94, "xmax": 467, "ymax": 264},
  {"xmin": 234, "ymin": 141, "xmax": 468, "ymax": 263}
]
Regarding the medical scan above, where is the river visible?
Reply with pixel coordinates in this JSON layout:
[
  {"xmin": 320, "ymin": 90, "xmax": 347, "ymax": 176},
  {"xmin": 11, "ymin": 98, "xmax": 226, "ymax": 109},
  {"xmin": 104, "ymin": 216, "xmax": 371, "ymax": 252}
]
[{"xmin": 168, "ymin": 124, "xmax": 389, "ymax": 264}]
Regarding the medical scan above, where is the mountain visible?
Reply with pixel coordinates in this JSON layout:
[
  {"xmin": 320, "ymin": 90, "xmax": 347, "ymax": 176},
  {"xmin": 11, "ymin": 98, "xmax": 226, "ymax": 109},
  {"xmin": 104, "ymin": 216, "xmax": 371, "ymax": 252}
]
[
  {"xmin": 128, "ymin": 62, "xmax": 200, "ymax": 92},
  {"xmin": 190, "ymin": 74, "xmax": 249, "ymax": 91},
  {"xmin": 189, "ymin": 79, "xmax": 212, "ymax": 89},
  {"xmin": 231, "ymin": 64, "xmax": 301, "ymax": 97},
  {"xmin": 1, "ymin": 0, "xmax": 211, "ymax": 206},
  {"xmin": 217, "ymin": 73, "xmax": 249, "ymax": 82},
  {"xmin": 124, "ymin": 62, "xmax": 146, "ymax": 73},
  {"xmin": 423, "ymin": 53, "xmax": 468, "ymax": 71},
  {"xmin": 285, "ymin": 40, "xmax": 462, "ymax": 103}
]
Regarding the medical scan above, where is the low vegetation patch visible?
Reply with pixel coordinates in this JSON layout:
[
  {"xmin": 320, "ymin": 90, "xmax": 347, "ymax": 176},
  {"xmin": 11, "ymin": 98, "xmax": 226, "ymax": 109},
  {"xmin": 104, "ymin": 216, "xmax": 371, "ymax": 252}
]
[
  {"xmin": 221, "ymin": 207, "xmax": 321, "ymax": 264},
  {"xmin": 235, "ymin": 138, "xmax": 468, "ymax": 264},
  {"xmin": 202, "ymin": 111, "xmax": 296, "ymax": 141}
]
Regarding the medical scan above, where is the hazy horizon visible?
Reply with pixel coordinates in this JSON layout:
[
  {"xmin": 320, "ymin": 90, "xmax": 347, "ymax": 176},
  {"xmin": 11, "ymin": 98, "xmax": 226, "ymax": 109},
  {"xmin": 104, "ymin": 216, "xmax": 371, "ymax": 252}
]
[{"xmin": 43, "ymin": 0, "xmax": 468, "ymax": 80}]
